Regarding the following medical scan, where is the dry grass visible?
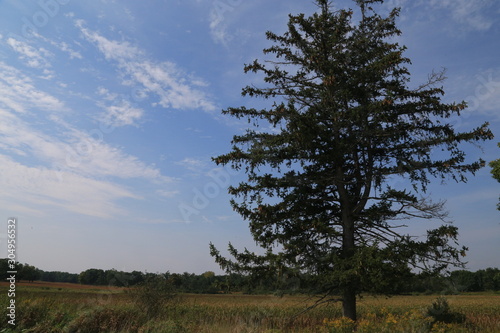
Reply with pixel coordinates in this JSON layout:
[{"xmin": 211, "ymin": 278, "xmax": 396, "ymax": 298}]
[{"xmin": 0, "ymin": 282, "xmax": 498, "ymax": 332}]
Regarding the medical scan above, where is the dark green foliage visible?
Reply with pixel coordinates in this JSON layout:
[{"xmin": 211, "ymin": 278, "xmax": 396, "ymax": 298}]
[
  {"xmin": 489, "ymin": 142, "xmax": 500, "ymax": 210},
  {"xmin": 78, "ymin": 268, "xmax": 107, "ymax": 285},
  {"xmin": 78, "ymin": 268, "xmax": 143, "ymax": 287},
  {"xmin": 426, "ymin": 297, "xmax": 465, "ymax": 325},
  {"xmin": 211, "ymin": 0, "xmax": 492, "ymax": 321},
  {"xmin": 1, "ymin": 258, "xmax": 499, "ymax": 296},
  {"xmin": 450, "ymin": 268, "xmax": 500, "ymax": 292},
  {"xmin": 0, "ymin": 260, "xmax": 44, "ymax": 282},
  {"xmin": 41, "ymin": 270, "xmax": 79, "ymax": 283}
]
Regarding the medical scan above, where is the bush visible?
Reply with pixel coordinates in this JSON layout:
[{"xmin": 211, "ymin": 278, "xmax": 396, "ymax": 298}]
[
  {"xmin": 426, "ymin": 297, "xmax": 465, "ymax": 325},
  {"xmin": 129, "ymin": 274, "xmax": 177, "ymax": 319}
]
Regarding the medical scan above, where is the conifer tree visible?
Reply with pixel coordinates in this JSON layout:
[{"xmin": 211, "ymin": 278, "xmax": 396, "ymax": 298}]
[{"xmin": 210, "ymin": 0, "xmax": 493, "ymax": 320}]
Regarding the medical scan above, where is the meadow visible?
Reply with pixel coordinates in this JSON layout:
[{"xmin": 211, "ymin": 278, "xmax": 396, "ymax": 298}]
[{"xmin": 0, "ymin": 281, "xmax": 499, "ymax": 332}]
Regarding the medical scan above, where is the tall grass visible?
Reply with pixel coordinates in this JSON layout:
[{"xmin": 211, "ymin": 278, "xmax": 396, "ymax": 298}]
[{"xmin": 0, "ymin": 283, "xmax": 499, "ymax": 332}]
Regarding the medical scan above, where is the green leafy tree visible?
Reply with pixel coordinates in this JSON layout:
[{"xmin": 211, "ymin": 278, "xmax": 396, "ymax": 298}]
[
  {"xmin": 489, "ymin": 142, "xmax": 500, "ymax": 210},
  {"xmin": 20, "ymin": 264, "xmax": 40, "ymax": 282},
  {"xmin": 79, "ymin": 268, "xmax": 106, "ymax": 285},
  {"xmin": 210, "ymin": 0, "xmax": 492, "ymax": 321}
]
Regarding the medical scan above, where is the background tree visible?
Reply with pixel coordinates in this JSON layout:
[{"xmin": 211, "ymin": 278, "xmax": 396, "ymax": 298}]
[
  {"xmin": 19, "ymin": 264, "xmax": 40, "ymax": 282},
  {"xmin": 489, "ymin": 142, "xmax": 500, "ymax": 210},
  {"xmin": 210, "ymin": 0, "xmax": 492, "ymax": 321},
  {"xmin": 79, "ymin": 268, "xmax": 106, "ymax": 285}
]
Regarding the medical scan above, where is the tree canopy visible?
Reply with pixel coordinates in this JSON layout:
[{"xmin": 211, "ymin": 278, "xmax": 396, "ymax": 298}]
[
  {"xmin": 210, "ymin": 0, "xmax": 493, "ymax": 321},
  {"xmin": 489, "ymin": 143, "xmax": 500, "ymax": 210}
]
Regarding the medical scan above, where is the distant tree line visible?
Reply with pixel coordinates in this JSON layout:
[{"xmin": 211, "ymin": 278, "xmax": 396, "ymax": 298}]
[
  {"xmin": 1, "ymin": 259, "xmax": 499, "ymax": 294},
  {"xmin": 0, "ymin": 259, "xmax": 78, "ymax": 283}
]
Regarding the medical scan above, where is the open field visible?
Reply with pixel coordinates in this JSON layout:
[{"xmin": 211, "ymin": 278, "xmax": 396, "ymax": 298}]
[{"xmin": 0, "ymin": 282, "xmax": 499, "ymax": 332}]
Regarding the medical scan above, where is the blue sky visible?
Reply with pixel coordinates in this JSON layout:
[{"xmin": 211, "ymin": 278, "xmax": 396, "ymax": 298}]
[{"xmin": 0, "ymin": 0, "xmax": 498, "ymax": 275}]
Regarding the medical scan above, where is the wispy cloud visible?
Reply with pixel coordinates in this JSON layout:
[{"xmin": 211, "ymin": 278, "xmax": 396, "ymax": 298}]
[
  {"xmin": 449, "ymin": 67, "xmax": 500, "ymax": 121},
  {"xmin": 208, "ymin": 1, "xmax": 246, "ymax": 46},
  {"xmin": 34, "ymin": 32, "xmax": 83, "ymax": 59},
  {"xmin": 102, "ymin": 100, "xmax": 143, "ymax": 127},
  {"xmin": 0, "ymin": 155, "xmax": 138, "ymax": 219},
  {"xmin": 429, "ymin": 0, "xmax": 497, "ymax": 31},
  {"xmin": 0, "ymin": 60, "xmax": 174, "ymax": 218},
  {"xmin": 64, "ymin": 128, "xmax": 168, "ymax": 180},
  {"xmin": 209, "ymin": 9, "xmax": 230, "ymax": 45},
  {"xmin": 76, "ymin": 20, "xmax": 216, "ymax": 112},
  {"xmin": 176, "ymin": 157, "xmax": 208, "ymax": 173},
  {"xmin": 6, "ymin": 38, "xmax": 53, "ymax": 70},
  {"xmin": 96, "ymin": 87, "xmax": 144, "ymax": 127},
  {"xmin": 0, "ymin": 108, "xmax": 166, "ymax": 182},
  {"xmin": 75, "ymin": 19, "xmax": 142, "ymax": 60},
  {"xmin": 467, "ymin": 68, "xmax": 500, "ymax": 116},
  {"xmin": 0, "ymin": 62, "xmax": 63, "ymax": 113}
]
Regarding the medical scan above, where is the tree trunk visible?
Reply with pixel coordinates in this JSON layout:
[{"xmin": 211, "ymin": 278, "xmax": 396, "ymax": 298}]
[
  {"xmin": 343, "ymin": 284, "xmax": 357, "ymax": 321},
  {"xmin": 341, "ymin": 196, "xmax": 357, "ymax": 321}
]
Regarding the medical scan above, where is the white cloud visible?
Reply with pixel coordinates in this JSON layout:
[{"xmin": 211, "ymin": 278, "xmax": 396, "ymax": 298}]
[
  {"xmin": 0, "ymin": 62, "xmax": 64, "ymax": 113},
  {"xmin": 97, "ymin": 88, "xmax": 144, "ymax": 127},
  {"xmin": 0, "ymin": 112, "xmax": 171, "ymax": 182},
  {"xmin": 6, "ymin": 38, "xmax": 53, "ymax": 69},
  {"xmin": 63, "ymin": 128, "xmax": 168, "ymax": 180},
  {"xmin": 123, "ymin": 61, "xmax": 215, "ymax": 111},
  {"xmin": 208, "ymin": 0, "xmax": 246, "ymax": 45},
  {"xmin": 97, "ymin": 87, "xmax": 113, "ymax": 98},
  {"xmin": 467, "ymin": 69, "xmax": 500, "ymax": 115},
  {"xmin": 102, "ymin": 100, "xmax": 143, "ymax": 127},
  {"xmin": 0, "ymin": 62, "xmax": 169, "ymax": 182},
  {"xmin": 76, "ymin": 20, "xmax": 216, "ymax": 112},
  {"xmin": 52, "ymin": 40, "xmax": 82, "ymax": 59},
  {"xmin": 27, "ymin": 31, "xmax": 83, "ymax": 59},
  {"xmin": 176, "ymin": 158, "xmax": 207, "ymax": 172},
  {"xmin": 0, "ymin": 155, "xmax": 138, "ymax": 219},
  {"xmin": 450, "ymin": 68, "xmax": 500, "ymax": 121},
  {"xmin": 76, "ymin": 19, "xmax": 142, "ymax": 61},
  {"xmin": 0, "ymin": 60, "xmax": 178, "ymax": 220},
  {"xmin": 429, "ymin": 0, "xmax": 496, "ymax": 31},
  {"xmin": 209, "ymin": 9, "xmax": 230, "ymax": 45}
]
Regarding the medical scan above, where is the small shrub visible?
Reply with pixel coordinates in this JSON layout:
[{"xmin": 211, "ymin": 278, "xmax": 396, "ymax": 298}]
[{"xmin": 426, "ymin": 297, "xmax": 465, "ymax": 325}]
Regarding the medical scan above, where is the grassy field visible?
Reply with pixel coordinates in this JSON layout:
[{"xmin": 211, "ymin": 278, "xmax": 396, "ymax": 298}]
[{"xmin": 0, "ymin": 281, "xmax": 499, "ymax": 332}]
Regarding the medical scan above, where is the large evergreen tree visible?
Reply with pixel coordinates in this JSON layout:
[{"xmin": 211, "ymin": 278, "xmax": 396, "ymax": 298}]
[{"xmin": 210, "ymin": 0, "xmax": 493, "ymax": 320}]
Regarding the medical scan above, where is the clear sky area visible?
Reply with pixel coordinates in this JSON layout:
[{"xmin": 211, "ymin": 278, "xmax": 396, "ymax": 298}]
[{"xmin": 0, "ymin": 0, "xmax": 498, "ymax": 274}]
